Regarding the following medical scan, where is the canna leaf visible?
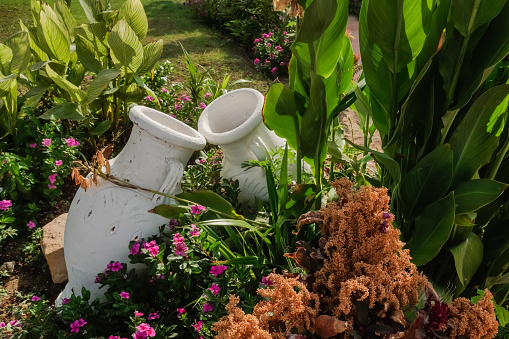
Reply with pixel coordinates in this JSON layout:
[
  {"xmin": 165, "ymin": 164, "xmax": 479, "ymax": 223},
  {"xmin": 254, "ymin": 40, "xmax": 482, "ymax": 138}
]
[
  {"xmin": 108, "ymin": 18, "xmax": 143, "ymax": 72},
  {"xmin": 5, "ymin": 31, "xmax": 31, "ymax": 75},
  {"xmin": 38, "ymin": 102, "xmax": 85, "ymax": 120},
  {"xmin": 39, "ymin": 6, "xmax": 70, "ymax": 63},
  {"xmin": 451, "ymin": 0, "xmax": 506, "ymax": 37},
  {"xmin": 450, "ymin": 232, "xmax": 483, "ymax": 293},
  {"xmin": 45, "ymin": 64, "xmax": 83, "ymax": 103},
  {"xmin": 118, "ymin": 0, "xmax": 148, "ymax": 40},
  {"xmin": 84, "ymin": 69, "xmax": 121, "ymax": 105},
  {"xmin": 137, "ymin": 40, "xmax": 164, "ymax": 75},
  {"xmin": 453, "ymin": 179, "xmax": 507, "ymax": 215}
]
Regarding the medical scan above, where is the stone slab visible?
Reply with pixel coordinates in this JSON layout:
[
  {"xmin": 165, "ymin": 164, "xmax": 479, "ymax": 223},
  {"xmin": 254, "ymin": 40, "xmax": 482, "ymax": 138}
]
[{"xmin": 41, "ymin": 213, "xmax": 68, "ymax": 284}]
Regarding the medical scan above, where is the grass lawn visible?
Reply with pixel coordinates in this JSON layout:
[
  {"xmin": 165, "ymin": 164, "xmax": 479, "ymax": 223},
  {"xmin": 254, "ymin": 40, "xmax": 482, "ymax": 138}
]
[{"xmin": 0, "ymin": 0, "xmax": 271, "ymax": 93}]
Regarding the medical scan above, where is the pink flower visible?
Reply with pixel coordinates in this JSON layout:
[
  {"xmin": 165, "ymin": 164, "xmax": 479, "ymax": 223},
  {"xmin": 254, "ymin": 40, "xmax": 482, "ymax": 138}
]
[
  {"xmin": 268, "ymin": 32, "xmax": 273, "ymax": 36},
  {"xmin": 148, "ymin": 311, "xmax": 160, "ymax": 320},
  {"xmin": 0, "ymin": 322, "xmax": 5, "ymax": 327},
  {"xmin": 48, "ymin": 184, "xmax": 57, "ymax": 189},
  {"xmin": 280, "ymin": 61, "xmax": 286, "ymax": 66},
  {"xmin": 177, "ymin": 308, "xmax": 186, "ymax": 316},
  {"xmin": 265, "ymin": 59, "xmax": 271, "ymax": 63},
  {"xmin": 174, "ymin": 242, "xmax": 188, "ymax": 256},
  {"xmin": 209, "ymin": 265, "xmax": 227, "ymax": 276},
  {"xmin": 145, "ymin": 96, "xmax": 154, "ymax": 102},
  {"xmin": 189, "ymin": 224, "xmax": 200, "ymax": 237},
  {"xmin": 271, "ymin": 67, "xmax": 278, "ymax": 74},
  {"xmin": 42, "ymin": 138, "xmax": 51, "ymax": 147},
  {"xmin": 62, "ymin": 298, "xmax": 70, "ymax": 304},
  {"xmin": 120, "ymin": 291, "xmax": 130, "ymax": 299},
  {"xmin": 266, "ymin": 42, "xmax": 272, "ymax": 47},
  {"xmin": 130, "ymin": 242, "xmax": 141, "ymax": 255},
  {"xmin": 134, "ymin": 323, "xmax": 156, "ymax": 337},
  {"xmin": 143, "ymin": 240, "xmax": 159, "ymax": 256},
  {"xmin": 29, "ymin": 143, "xmax": 37, "ymax": 148},
  {"xmin": 78, "ymin": 318, "xmax": 87, "ymax": 327},
  {"xmin": 190, "ymin": 204, "xmax": 206, "ymax": 215},
  {"xmin": 64, "ymin": 137, "xmax": 80, "ymax": 147},
  {"xmin": 275, "ymin": 45, "xmax": 283, "ymax": 52},
  {"xmin": 192, "ymin": 320, "xmax": 203, "ymax": 333},
  {"xmin": 204, "ymin": 92, "xmax": 212, "ymax": 99},
  {"xmin": 173, "ymin": 233, "xmax": 184, "ymax": 244},
  {"xmin": 169, "ymin": 114, "xmax": 176, "ymax": 118},
  {"xmin": 254, "ymin": 38, "xmax": 261, "ymax": 43},
  {"xmin": 198, "ymin": 102, "xmax": 207, "ymax": 109},
  {"xmin": 181, "ymin": 94, "xmax": 192, "ymax": 102},
  {"xmin": 284, "ymin": 39, "xmax": 289, "ymax": 43},
  {"xmin": 208, "ymin": 283, "xmax": 220, "ymax": 295},
  {"xmin": 269, "ymin": 53, "xmax": 275, "ymax": 59},
  {"xmin": 9, "ymin": 320, "xmax": 21, "ymax": 327},
  {"xmin": 202, "ymin": 302, "xmax": 213, "ymax": 312},
  {"xmin": 0, "ymin": 200, "xmax": 12, "ymax": 211},
  {"xmin": 94, "ymin": 275, "xmax": 101, "ymax": 283},
  {"xmin": 261, "ymin": 276, "xmax": 273, "ymax": 286},
  {"xmin": 262, "ymin": 33, "xmax": 269, "ymax": 39},
  {"xmin": 161, "ymin": 88, "xmax": 168, "ymax": 93},
  {"xmin": 107, "ymin": 261, "xmax": 123, "ymax": 272},
  {"xmin": 169, "ymin": 219, "xmax": 179, "ymax": 229},
  {"xmin": 134, "ymin": 310, "xmax": 143, "ymax": 316},
  {"xmin": 31, "ymin": 295, "xmax": 41, "ymax": 301},
  {"xmin": 55, "ymin": 160, "xmax": 63, "ymax": 167},
  {"xmin": 254, "ymin": 58, "xmax": 260, "ymax": 65},
  {"xmin": 49, "ymin": 174, "xmax": 58, "ymax": 185},
  {"xmin": 70, "ymin": 320, "xmax": 80, "ymax": 333},
  {"xmin": 199, "ymin": 158, "xmax": 206, "ymax": 164},
  {"xmin": 174, "ymin": 102, "xmax": 182, "ymax": 110},
  {"xmin": 283, "ymin": 31, "xmax": 287, "ymax": 35}
]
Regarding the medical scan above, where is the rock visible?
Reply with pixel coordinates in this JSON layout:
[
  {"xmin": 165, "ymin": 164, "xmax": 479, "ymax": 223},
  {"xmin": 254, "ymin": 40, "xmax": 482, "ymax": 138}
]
[
  {"xmin": 0, "ymin": 261, "xmax": 15, "ymax": 274},
  {"xmin": 41, "ymin": 213, "xmax": 68, "ymax": 284}
]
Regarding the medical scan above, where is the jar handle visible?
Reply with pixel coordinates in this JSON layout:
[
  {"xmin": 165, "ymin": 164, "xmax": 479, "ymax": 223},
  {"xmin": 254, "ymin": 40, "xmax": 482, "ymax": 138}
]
[{"xmin": 152, "ymin": 159, "xmax": 183, "ymax": 204}]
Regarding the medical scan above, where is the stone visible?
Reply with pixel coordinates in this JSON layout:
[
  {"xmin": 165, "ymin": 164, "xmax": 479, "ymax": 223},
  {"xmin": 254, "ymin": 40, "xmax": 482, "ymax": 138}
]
[
  {"xmin": 0, "ymin": 261, "xmax": 15, "ymax": 274},
  {"xmin": 41, "ymin": 213, "xmax": 68, "ymax": 284}
]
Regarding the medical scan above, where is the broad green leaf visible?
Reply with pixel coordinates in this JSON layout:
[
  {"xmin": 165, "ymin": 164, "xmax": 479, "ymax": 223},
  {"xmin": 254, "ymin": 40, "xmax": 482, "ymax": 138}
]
[
  {"xmin": 0, "ymin": 44, "xmax": 13, "ymax": 76},
  {"xmin": 90, "ymin": 121, "xmax": 112, "ymax": 135},
  {"xmin": 39, "ymin": 7, "xmax": 70, "ymax": 62},
  {"xmin": 222, "ymin": 256, "xmax": 260, "ymax": 266},
  {"xmin": 0, "ymin": 74, "xmax": 16, "ymax": 97},
  {"xmin": 23, "ymin": 22, "xmax": 49, "ymax": 62},
  {"xmin": 75, "ymin": 23, "xmax": 109, "ymax": 56},
  {"xmin": 38, "ymin": 102, "xmax": 85, "ymax": 120},
  {"xmin": 45, "ymin": 64, "xmax": 83, "ymax": 103},
  {"xmin": 68, "ymin": 61, "xmax": 85, "ymax": 86},
  {"xmin": 24, "ymin": 85, "xmax": 50, "ymax": 108},
  {"xmin": 178, "ymin": 191, "xmax": 237, "ymax": 217},
  {"xmin": 449, "ymin": 84, "xmax": 509, "ymax": 185},
  {"xmin": 79, "ymin": 0, "xmax": 101, "ymax": 23},
  {"xmin": 55, "ymin": 0, "xmax": 76, "ymax": 39},
  {"xmin": 75, "ymin": 35, "xmax": 102, "ymax": 74},
  {"xmin": 118, "ymin": 0, "xmax": 148, "ymax": 40},
  {"xmin": 292, "ymin": 0, "xmax": 348, "ymax": 77},
  {"xmin": 399, "ymin": 144, "xmax": 453, "ymax": 219},
  {"xmin": 137, "ymin": 40, "xmax": 164, "ymax": 75},
  {"xmin": 108, "ymin": 18, "xmax": 143, "ymax": 72},
  {"xmin": 367, "ymin": 0, "xmax": 433, "ymax": 73},
  {"xmin": 5, "ymin": 31, "xmax": 31, "ymax": 75},
  {"xmin": 84, "ymin": 69, "xmax": 121, "ymax": 105},
  {"xmin": 29, "ymin": 60, "xmax": 51, "ymax": 72},
  {"xmin": 451, "ymin": 0, "xmax": 506, "ymax": 36},
  {"xmin": 197, "ymin": 219, "xmax": 263, "ymax": 233},
  {"xmin": 406, "ymin": 192, "xmax": 455, "ymax": 266},
  {"xmin": 150, "ymin": 205, "xmax": 187, "ymax": 220},
  {"xmin": 453, "ymin": 179, "xmax": 507, "ymax": 215},
  {"xmin": 450, "ymin": 232, "xmax": 483, "ymax": 290},
  {"xmin": 485, "ymin": 272, "xmax": 509, "ymax": 287}
]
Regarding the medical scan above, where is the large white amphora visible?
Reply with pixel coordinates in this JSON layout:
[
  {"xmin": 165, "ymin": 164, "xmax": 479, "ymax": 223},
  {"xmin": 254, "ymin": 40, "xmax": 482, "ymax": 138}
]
[
  {"xmin": 198, "ymin": 88, "xmax": 286, "ymax": 204},
  {"xmin": 58, "ymin": 106, "xmax": 206, "ymax": 303}
]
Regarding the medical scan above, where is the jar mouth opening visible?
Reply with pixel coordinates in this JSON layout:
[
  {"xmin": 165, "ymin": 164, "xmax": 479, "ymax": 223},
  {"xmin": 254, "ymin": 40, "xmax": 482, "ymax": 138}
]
[
  {"xmin": 198, "ymin": 88, "xmax": 264, "ymax": 145},
  {"xmin": 130, "ymin": 106, "xmax": 206, "ymax": 150}
]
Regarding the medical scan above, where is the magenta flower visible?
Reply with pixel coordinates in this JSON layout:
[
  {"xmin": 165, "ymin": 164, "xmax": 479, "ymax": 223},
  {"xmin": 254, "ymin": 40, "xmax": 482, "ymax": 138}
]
[
  {"xmin": 280, "ymin": 61, "xmax": 286, "ymax": 66},
  {"xmin": 189, "ymin": 224, "xmax": 201, "ymax": 237},
  {"xmin": 0, "ymin": 322, "xmax": 5, "ymax": 327},
  {"xmin": 284, "ymin": 39, "xmax": 290, "ymax": 43},
  {"xmin": 177, "ymin": 308, "xmax": 186, "ymax": 317},
  {"xmin": 254, "ymin": 58, "xmax": 260, "ymax": 65},
  {"xmin": 64, "ymin": 137, "xmax": 80, "ymax": 147},
  {"xmin": 161, "ymin": 88, "xmax": 168, "ymax": 93},
  {"xmin": 198, "ymin": 102, "xmax": 207, "ymax": 109},
  {"xmin": 31, "ymin": 295, "xmax": 41, "ymax": 301},
  {"xmin": 48, "ymin": 173, "xmax": 57, "ymax": 184},
  {"xmin": 269, "ymin": 53, "xmax": 275, "ymax": 59},
  {"xmin": 169, "ymin": 219, "xmax": 179, "ymax": 229},
  {"xmin": 266, "ymin": 42, "xmax": 272, "ymax": 47},
  {"xmin": 181, "ymin": 94, "xmax": 192, "ymax": 102},
  {"xmin": 192, "ymin": 320, "xmax": 203, "ymax": 333},
  {"xmin": 268, "ymin": 32, "xmax": 273, "ymax": 36},
  {"xmin": 0, "ymin": 200, "xmax": 12, "ymax": 211},
  {"xmin": 94, "ymin": 275, "xmax": 101, "ymax": 283},
  {"xmin": 209, "ymin": 265, "xmax": 227, "ymax": 276},
  {"xmin": 55, "ymin": 160, "xmax": 63, "ymax": 167},
  {"xmin": 265, "ymin": 59, "xmax": 270, "ymax": 63},
  {"xmin": 62, "ymin": 298, "xmax": 70, "ymax": 304},
  {"xmin": 174, "ymin": 102, "xmax": 182, "ymax": 110},
  {"xmin": 26, "ymin": 221, "xmax": 36, "ymax": 229},
  {"xmin": 143, "ymin": 240, "xmax": 159, "ymax": 256},
  {"xmin": 283, "ymin": 31, "xmax": 288, "ymax": 35},
  {"xmin": 78, "ymin": 318, "xmax": 87, "ymax": 327},
  {"xmin": 261, "ymin": 276, "xmax": 273, "ymax": 286},
  {"xmin": 262, "ymin": 33, "xmax": 269, "ymax": 39},
  {"xmin": 147, "ymin": 311, "xmax": 160, "ymax": 320},
  {"xmin": 271, "ymin": 67, "xmax": 278, "ymax": 74},
  {"xmin": 204, "ymin": 92, "xmax": 212, "ymax": 99},
  {"xmin": 9, "ymin": 320, "xmax": 21, "ymax": 327},
  {"xmin": 48, "ymin": 184, "xmax": 56, "ymax": 189},
  {"xmin": 29, "ymin": 143, "xmax": 37, "ymax": 148},
  {"xmin": 202, "ymin": 301, "xmax": 214, "ymax": 312},
  {"xmin": 145, "ymin": 96, "xmax": 154, "ymax": 102},
  {"xmin": 383, "ymin": 211, "xmax": 391, "ymax": 219},
  {"xmin": 190, "ymin": 204, "xmax": 206, "ymax": 215},
  {"xmin": 134, "ymin": 323, "xmax": 156, "ymax": 337},
  {"xmin": 134, "ymin": 310, "xmax": 143, "ymax": 316},
  {"xmin": 174, "ymin": 242, "xmax": 188, "ymax": 256},
  {"xmin": 378, "ymin": 220, "xmax": 389, "ymax": 233},
  {"xmin": 70, "ymin": 320, "xmax": 80, "ymax": 333},
  {"xmin": 275, "ymin": 45, "xmax": 283, "ymax": 52},
  {"xmin": 254, "ymin": 38, "xmax": 261, "ymax": 43},
  {"xmin": 130, "ymin": 242, "xmax": 141, "ymax": 255},
  {"xmin": 173, "ymin": 233, "xmax": 184, "ymax": 244},
  {"xmin": 199, "ymin": 158, "xmax": 206, "ymax": 164},
  {"xmin": 107, "ymin": 261, "xmax": 123, "ymax": 272},
  {"xmin": 42, "ymin": 138, "xmax": 51, "ymax": 147},
  {"xmin": 208, "ymin": 283, "xmax": 220, "ymax": 295},
  {"xmin": 119, "ymin": 291, "xmax": 129, "ymax": 299},
  {"xmin": 169, "ymin": 113, "xmax": 177, "ymax": 118}
]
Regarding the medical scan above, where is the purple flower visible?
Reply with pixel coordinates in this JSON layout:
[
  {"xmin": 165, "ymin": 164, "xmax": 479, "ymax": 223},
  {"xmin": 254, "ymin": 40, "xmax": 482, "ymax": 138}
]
[
  {"xmin": 55, "ymin": 160, "xmax": 63, "ymax": 167},
  {"xmin": 94, "ymin": 275, "xmax": 101, "ymax": 283},
  {"xmin": 204, "ymin": 92, "xmax": 212, "ymax": 99},
  {"xmin": 174, "ymin": 102, "xmax": 182, "ymax": 110},
  {"xmin": 0, "ymin": 322, "xmax": 5, "ymax": 327},
  {"xmin": 261, "ymin": 276, "xmax": 273, "ymax": 286},
  {"xmin": 198, "ymin": 102, "xmax": 207, "ymax": 109},
  {"xmin": 169, "ymin": 219, "xmax": 179, "ymax": 229},
  {"xmin": 0, "ymin": 200, "xmax": 12, "ymax": 211},
  {"xmin": 78, "ymin": 318, "xmax": 87, "ymax": 327},
  {"xmin": 283, "ymin": 31, "xmax": 288, "ymax": 35},
  {"xmin": 48, "ymin": 173, "xmax": 57, "ymax": 184},
  {"xmin": 254, "ymin": 58, "xmax": 260, "ymax": 65},
  {"xmin": 70, "ymin": 320, "xmax": 80, "ymax": 333},
  {"xmin": 254, "ymin": 38, "xmax": 261, "ymax": 44},
  {"xmin": 64, "ymin": 137, "xmax": 80, "ymax": 147},
  {"xmin": 29, "ymin": 143, "xmax": 37, "ymax": 148},
  {"xmin": 119, "ymin": 291, "xmax": 129, "ymax": 299},
  {"xmin": 189, "ymin": 224, "xmax": 201, "ymax": 237},
  {"xmin": 107, "ymin": 261, "xmax": 123, "ymax": 272},
  {"xmin": 181, "ymin": 94, "xmax": 192, "ymax": 102},
  {"xmin": 9, "ymin": 320, "xmax": 21, "ymax": 327},
  {"xmin": 382, "ymin": 211, "xmax": 391, "ymax": 219},
  {"xmin": 174, "ymin": 242, "xmax": 188, "ymax": 256},
  {"xmin": 62, "ymin": 298, "xmax": 70, "ymax": 304},
  {"xmin": 42, "ymin": 138, "xmax": 51, "ymax": 147},
  {"xmin": 262, "ymin": 33, "xmax": 269, "ymax": 39},
  {"xmin": 202, "ymin": 302, "xmax": 214, "ymax": 312},
  {"xmin": 130, "ymin": 242, "xmax": 141, "ymax": 255},
  {"xmin": 209, "ymin": 265, "xmax": 227, "ymax": 276},
  {"xmin": 145, "ymin": 96, "xmax": 154, "ymax": 102},
  {"xmin": 173, "ymin": 233, "xmax": 184, "ymax": 244},
  {"xmin": 148, "ymin": 311, "xmax": 160, "ymax": 320},
  {"xmin": 378, "ymin": 220, "xmax": 389, "ymax": 233},
  {"xmin": 268, "ymin": 32, "xmax": 273, "ymax": 36},
  {"xmin": 27, "ymin": 221, "xmax": 36, "ymax": 229},
  {"xmin": 177, "ymin": 308, "xmax": 186, "ymax": 316},
  {"xmin": 190, "ymin": 204, "xmax": 206, "ymax": 215},
  {"xmin": 31, "ymin": 295, "xmax": 41, "ymax": 302},
  {"xmin": 48, "ymin": 184, "xmax": 57, "ymax": 189},
  {"xmin": 271, "ymin": 67, "xmax": 278, "ymax": 74},
  {"xmin": 208, "ymin": 283, "xmax": 220, "ymax": 295}
]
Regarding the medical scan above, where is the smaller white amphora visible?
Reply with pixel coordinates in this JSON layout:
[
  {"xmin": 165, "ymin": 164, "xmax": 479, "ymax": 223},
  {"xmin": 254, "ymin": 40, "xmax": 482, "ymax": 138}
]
[
  {"xmin": 57, "ymin": 106, "xmax": 206, "ymax": 304},
  {"xmin": 198, "ymin": 88, "xmax": 286, "ymax": 204}
]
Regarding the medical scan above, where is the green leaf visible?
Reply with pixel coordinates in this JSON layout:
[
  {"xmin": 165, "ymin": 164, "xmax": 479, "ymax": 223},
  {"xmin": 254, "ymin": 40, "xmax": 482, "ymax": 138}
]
[
  {"xmin": 84, "ymin": 69, "xmax": 121, "ymax": 105},
  {"xmin": 39, "ymin": 6, "xmax": 70, "ymax": 62},
  {"xmin": 38, "ymin": 102, "xmax": 85, "ymax": 120},
  {"xmin": 90, "ymin": 120, "xmax": 112, "ymax": 135},
  {"xmin": 137, "ymin": 40, "xmax": 164, "ymax": 75},
  {"xmin": 406, "ymin": 192, "xmax": 455, "ymax": 266},
  {"xmin": 79, "ymin": 0, "xmax": 101, "ymax": 23},
  {"xmin": 150, "ymin": 205, "xmax": 187, "ymax": 220},
  {"xmin": 399, "ymin": 144, "xmax": 453, "ymax": 219},
  {"xmin": 222, "ymin": 256, "xmax": 260, "ymax": 265},
  {"xmin": 450, "ymin": 232, "xmax": 483, "ymax": 291},
  {"xmin": 75, "ymin": 34, "xmax": 102, "ymax": 74},
  {"xmin": 118, "ymin": 0, "xmax": 148, "ymax": 40},
  {"xmin": 449, "ymin": 84, "xmax": 509, "ymax": 185},
  {"xmin": 367, "ymin": 0, "xmax": 433, "ymax": 73},
  {"xmin": 292, "ymin": 0, "xmax": 348, "ymax": 77},
  {"xmin": 24, "ymin": 85, "xmax": 50, "ymax": 108},
  {"xmin": 0, "ymin": 44, "xmax": 13, "ymax": 76},
  {"xmin": 5, "ymin": 31, "xmax": 31, "ymax": 75},
  {"xmin": 485, "ymin": 272, "xmax": 509, "ymax": 287},
  {"xmin": 55, "ymin": 0, "xmax": 76, "ymax": 38},
  {"xmin": 75, "ymin": 23, "xmax": 109, "ymax": 56},
  {"xmin": 108, "ymin": 18, "xmax": 143, "ymax": 72},
  {"xmin": 45, "ymin": 64, "xmax": 83, "ymax": 103},
  {"xmin": 178, "ymin": 191, "xmax": 237, "ymax": 217},
  {"xmin": 451, "ymin": 0, "xmax": 507, "ymax": 36},
  {"xmin": 453, "ymin": 179, "xmax": 507, "ymax": 215}
]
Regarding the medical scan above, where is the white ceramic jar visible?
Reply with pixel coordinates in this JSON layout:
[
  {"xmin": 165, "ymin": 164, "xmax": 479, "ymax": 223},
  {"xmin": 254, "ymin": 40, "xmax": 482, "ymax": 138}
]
[
  {"xmin": 57, "ymin": 106, "xmax": 206, "ymax": 303},
  {"xmin": 198, "ymin": 88, "xmax": 286, "ymax": 204}
]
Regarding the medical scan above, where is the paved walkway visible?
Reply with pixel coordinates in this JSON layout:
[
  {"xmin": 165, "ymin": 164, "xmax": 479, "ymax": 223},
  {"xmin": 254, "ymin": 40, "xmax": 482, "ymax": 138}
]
[{"xmin": 347, "ymin": 15, "xmax": 360, "ymax": 56}]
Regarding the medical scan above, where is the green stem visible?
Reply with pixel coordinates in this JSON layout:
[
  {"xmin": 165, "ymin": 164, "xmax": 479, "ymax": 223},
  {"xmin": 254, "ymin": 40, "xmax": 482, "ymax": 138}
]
[{"xmin": 487, "ymin": 131, "xmax": 509, "ymax": 179}]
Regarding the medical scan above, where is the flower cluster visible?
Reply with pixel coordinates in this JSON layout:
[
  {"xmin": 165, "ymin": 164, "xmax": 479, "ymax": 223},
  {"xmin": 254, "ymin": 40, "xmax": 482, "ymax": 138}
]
[
  {"xmin": 252, "ymin": 29, "xmax": 293, "ymax": 76},
  {"xmin": 70, "ymin": 318, "xmax": 87, "ymax": 333}
]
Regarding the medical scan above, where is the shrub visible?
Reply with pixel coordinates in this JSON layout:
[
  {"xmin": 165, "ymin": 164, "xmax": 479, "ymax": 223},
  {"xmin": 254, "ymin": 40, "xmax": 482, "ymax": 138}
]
[{"xmin": 252, "ymin": 29, "xmax": 293, "ymax": 77}]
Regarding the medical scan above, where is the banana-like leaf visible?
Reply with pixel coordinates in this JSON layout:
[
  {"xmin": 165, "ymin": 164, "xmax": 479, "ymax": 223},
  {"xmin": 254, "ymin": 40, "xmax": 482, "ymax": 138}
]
[
  {"xmin": 453, "ymin": 179, "xmax": 507, "ymax": 215},
  {"xmin": 21, "ymin": 21, "xmax": 49, "ymax": 62},
  {"xmin": 292, "ymin": 0, "xmax": 348, "ymax": 77},
  {"xmin": 0, "ymin": 74, "xmax": 16, "ymax": 97},
  {"xmin": 5, "ymin": 31, "xmax": 31, "ymax": 75},
  {"xmin": 39, "ymin": 7, "xmax": 70, "ymax": 63},
  {"xmin": 150, "ymin": 204, "xmax": 187, "ymax": 219},
  {"xmin": 367, "ymin": 0, "xmax": 433, "ymax": 73},
  {"xmin": 399, "ymin": 144, "xmax": 453, "ymax": 219},
  {"xmin": 38, "ymin": 102, "xmax": 85, "ymax": 120},
  {"xmin": 84, "ymin": 69, "xmax": 121, "ymax": 105},
  {"xmin": 55, "ymin": 0, "xmax": 76, "ymax": 39},
  {"xmin": 451, "ymin": 0, "xmax": 506, "ymax": 37},
  {"xmin": 178, "ymin": 191, "xmax": 238, "ymax": 217},
  {"xmin": 90, "ymin": 120, "xmax": 112, "ymax": 135},
  {"xmin": 24, "ymin": 85, "xmax": 50, "ymax": 108},
  {"xmin": 119, "ymin": 0, "xmax": 148, "ymax": 40},
  {"xmin": 79, "ymin": 0, "xmax": 101, "ymax": 23},
  {"xmin": 449, "ymin": 84, "xmax": 509, "ymax": 185},
  {"xmin": 406, "ymin": 192, "xmax": 455, "ymax": 266},
  {"xmin": 137, "ymin": 40, "xmax": 163, "ymax": 75},
  {"xmin": 0, "ymin": 44, "xmax": 13, "ymax": 76},
  {"xmin": 45, "ymin": 64, "xmax": 83, "ymax": 103},
  {"xmin": 75, "ymin": 23, "xmax": 109, "ymax": 56},
  {"xmin": 485, "ymin": 272, "xmax": 509, "ymax": 287},
  {"xmin": 108, "ymin": 18, "xmax": 143, "ymax": 72},
  {"xmin": 450, "ymin": 232, "xmax": 483, "ymax": 293},
  {"xmin": 75, "ymin": 35, "xmax": 102, "ymax": 74},
  {"xmin": 43, "ymin": 3, "xmax": 71, "ymax": 44}
]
